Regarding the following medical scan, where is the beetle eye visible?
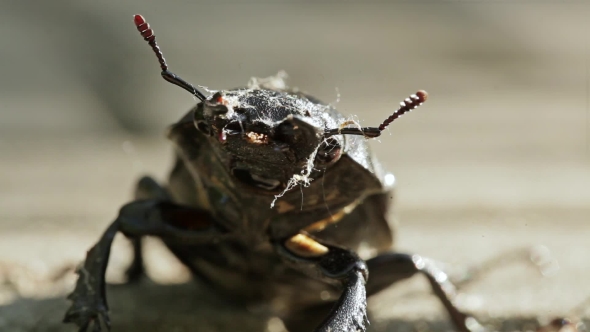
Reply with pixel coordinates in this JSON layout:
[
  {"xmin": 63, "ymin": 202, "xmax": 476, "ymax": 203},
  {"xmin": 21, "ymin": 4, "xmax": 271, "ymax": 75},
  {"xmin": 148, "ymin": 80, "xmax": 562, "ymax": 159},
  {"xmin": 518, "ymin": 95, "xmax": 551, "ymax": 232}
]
[
  {"xmin": 195, "ymin": 120, "xmax": 211, "ymax": 135},
  {"xmin": 315, "ymin": 138, "xmax": 341, "ymax": 166}
]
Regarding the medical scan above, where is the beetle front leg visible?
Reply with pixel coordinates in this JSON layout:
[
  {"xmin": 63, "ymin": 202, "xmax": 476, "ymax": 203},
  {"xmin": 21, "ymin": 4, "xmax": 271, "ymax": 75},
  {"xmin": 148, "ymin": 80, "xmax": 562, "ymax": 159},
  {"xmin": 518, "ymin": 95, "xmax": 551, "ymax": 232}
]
[
  {"xmin": 63, "ymin": 199, "xmax": 225, "ymax": 332},
  {"xmin": 316, "ymin": 270, "xmax": 367, "ymax": 332},
  {"xmin": 125, "ymin": 176, "xmax": 172, "ymax": 282},
  {"xmin": 275, "ymin": 233, "xmax": 369, "ymax": 332},
  {"xmin": 365, "ymin": 253, "xmax": 482, "ymax": 332}
]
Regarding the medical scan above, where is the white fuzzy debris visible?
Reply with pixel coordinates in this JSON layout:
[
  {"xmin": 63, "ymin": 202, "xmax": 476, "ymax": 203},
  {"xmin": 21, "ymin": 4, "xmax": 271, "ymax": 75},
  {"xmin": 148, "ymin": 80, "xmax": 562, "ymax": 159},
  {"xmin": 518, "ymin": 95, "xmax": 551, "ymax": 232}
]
[
  {"xmin": 339, "ymin": 119, "xmax": 362, "ymax": 132},
  {"xmin": 270, "ymin": 142, "xmax": 321, "ymax": 208},
  {"xmin": 218, "ymin": 94, "xmax": 243, "ymax": 110},
  {"xmin": 247, "ymin": 70, "xmax": 289, "ymax": 90},
  {"xmin": 198, "ymin": 85, "xmax": 217, "ymax": 95}
]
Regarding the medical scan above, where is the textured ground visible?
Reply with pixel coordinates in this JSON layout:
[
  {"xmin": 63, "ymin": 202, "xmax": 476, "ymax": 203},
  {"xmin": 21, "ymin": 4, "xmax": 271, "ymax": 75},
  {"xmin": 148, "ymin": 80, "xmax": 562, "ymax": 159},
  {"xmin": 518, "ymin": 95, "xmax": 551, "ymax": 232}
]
[
  {"xmin": 1, "ymin": 1, "xmax": 589, "ymax": 331},
  {"xmin": 0, "ymin": 135, "xmax": 588, "ymax": 332}
]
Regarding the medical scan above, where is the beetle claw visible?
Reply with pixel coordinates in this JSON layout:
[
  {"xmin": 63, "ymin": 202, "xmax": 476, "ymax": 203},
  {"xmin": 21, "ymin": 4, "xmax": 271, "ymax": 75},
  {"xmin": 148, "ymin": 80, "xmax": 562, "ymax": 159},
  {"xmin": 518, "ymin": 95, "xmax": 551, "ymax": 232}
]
[
  {"xmin": 63, "ymin": 303, "xmax": 110, "ymax": 332},
  {"xmin": 314, "ymin": 271, "xmax": 368, "ymax": 332},
  {"xmin": 63, "ymin": 222, "xmax": 117, "ymax": 332},
  {"xmin": 63, "ymin": 246, "xmax": 113, "ymax": 332}
]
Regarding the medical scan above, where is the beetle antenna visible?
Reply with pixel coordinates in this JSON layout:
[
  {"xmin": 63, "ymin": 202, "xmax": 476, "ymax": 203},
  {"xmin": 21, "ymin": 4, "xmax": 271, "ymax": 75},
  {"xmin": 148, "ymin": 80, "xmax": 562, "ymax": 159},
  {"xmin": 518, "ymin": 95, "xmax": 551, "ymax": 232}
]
[
  {"xmin": 133, "ymin": 14, "xmax": 207, "ymax": 101},
  {"xmin": 324, "ymin": 90, "xmax": 428, "ymax": 138}
]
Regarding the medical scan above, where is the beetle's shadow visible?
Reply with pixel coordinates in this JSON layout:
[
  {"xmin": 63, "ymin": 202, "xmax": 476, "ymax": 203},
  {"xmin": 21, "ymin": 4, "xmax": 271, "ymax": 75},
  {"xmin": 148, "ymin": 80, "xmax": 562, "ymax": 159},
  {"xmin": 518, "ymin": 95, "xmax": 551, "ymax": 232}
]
[
  {"xmin": 0, "ymin": 280, "xmax": 270, "ymax": 332},
  {"xmin": 0, "ymin": 279, "xmax": 585, "ymax": 332}
]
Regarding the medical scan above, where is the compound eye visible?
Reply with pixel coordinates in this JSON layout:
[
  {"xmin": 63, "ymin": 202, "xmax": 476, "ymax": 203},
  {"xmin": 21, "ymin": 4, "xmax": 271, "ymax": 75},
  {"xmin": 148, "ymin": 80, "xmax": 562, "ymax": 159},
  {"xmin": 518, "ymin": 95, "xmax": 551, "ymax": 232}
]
[
  {"xmin": 195, "ymin": 119, "xmax": 211, "ymax": 135},
  {"xmin": 315, "ymin": 137, "xmax": 341, "ymax": 166}
]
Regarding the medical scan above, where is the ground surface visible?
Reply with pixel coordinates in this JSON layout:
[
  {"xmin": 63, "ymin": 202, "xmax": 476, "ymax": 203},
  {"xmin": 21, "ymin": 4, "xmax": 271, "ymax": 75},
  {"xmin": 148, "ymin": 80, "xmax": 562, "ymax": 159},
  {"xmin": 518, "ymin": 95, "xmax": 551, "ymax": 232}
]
[
  {"xmin": 0, "ymin": 135, "xmax": 588, "ymax": 332},
  {"xmin": 1, "ymin": 1, "xmax": 589, "ymax": 331}
]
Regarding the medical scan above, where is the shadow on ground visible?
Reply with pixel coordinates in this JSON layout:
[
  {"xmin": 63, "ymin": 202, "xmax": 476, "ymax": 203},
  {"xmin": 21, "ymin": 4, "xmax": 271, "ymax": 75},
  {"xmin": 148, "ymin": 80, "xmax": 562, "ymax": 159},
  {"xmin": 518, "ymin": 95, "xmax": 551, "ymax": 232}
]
[{"xmin": 1, "ymin": 278, "xmax": 586, "ymax": 332}]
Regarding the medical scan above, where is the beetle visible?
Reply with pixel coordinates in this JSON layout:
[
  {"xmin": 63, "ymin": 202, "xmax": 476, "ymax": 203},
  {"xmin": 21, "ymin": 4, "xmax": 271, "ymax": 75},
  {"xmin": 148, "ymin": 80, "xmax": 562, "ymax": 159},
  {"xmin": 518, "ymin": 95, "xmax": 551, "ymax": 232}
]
[{"xmin": 63, "ymin": 14, "xmax": 480, "ymax": 332}]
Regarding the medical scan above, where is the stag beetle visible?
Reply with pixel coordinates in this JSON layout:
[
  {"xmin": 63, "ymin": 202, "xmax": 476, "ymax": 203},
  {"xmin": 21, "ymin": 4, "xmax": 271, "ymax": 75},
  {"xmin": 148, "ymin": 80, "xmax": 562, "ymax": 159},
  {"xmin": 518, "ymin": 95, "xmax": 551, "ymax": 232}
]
[{"xmin": 63, "ymin": 14, "xmax": 480, "ymax": 332}]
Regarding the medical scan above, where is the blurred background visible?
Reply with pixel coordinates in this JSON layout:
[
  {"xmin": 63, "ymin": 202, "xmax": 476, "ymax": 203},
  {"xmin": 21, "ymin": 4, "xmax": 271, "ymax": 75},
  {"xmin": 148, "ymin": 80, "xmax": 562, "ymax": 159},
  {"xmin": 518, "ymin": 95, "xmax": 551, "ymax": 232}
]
[{"xmin": 0, "ymin": 1, "xmax": 589, "ymax": 331}]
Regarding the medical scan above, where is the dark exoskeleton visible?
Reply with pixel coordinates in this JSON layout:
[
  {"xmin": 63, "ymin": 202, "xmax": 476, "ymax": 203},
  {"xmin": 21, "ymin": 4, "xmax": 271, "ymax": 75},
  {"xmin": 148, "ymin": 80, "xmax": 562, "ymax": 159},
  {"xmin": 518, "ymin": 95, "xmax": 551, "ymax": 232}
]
[{"xmin": 64, "ymin": 14, "xmax": 481, "ymax": 332}]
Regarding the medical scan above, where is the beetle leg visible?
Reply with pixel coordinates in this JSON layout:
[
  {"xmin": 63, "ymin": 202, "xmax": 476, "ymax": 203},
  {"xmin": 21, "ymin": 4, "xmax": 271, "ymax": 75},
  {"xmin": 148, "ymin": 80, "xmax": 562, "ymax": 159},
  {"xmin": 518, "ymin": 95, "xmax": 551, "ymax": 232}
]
[
  {"xmin": 125, "ymin": 237, "xmax": 144, "ymax": 283},
  {"xmin": 275, "ymin": 233, "xmax": 369, "ymax": 332},
  {"xmin": 365, "ymin": 253, "xmax": 482, "ymax": 332},
  {"xmin": 125, "ymin": 176, "xmax": 172, "ymax": 282},
  {"xmin": 316, "ymin": 270, "xmax": 367, "ymax": 332},
  {"xmin": 451, "ymin": 246, "xmax": 558, "ymax": 288},
  {"xmin": 64, "ymin": 199, "xmax": 226, "ymax": 332}
]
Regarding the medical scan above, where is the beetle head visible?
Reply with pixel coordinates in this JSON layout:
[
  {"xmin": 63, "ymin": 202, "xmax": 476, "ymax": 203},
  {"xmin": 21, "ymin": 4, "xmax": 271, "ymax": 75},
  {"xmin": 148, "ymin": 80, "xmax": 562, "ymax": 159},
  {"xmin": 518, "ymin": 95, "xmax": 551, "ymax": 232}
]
[
  {"xmin": 193, "ymin": 89, "xmax": 342, "ymax": 192},
  {"xmin": 134, "ymin": 14, "xmax": 427, "ymax": 195}
]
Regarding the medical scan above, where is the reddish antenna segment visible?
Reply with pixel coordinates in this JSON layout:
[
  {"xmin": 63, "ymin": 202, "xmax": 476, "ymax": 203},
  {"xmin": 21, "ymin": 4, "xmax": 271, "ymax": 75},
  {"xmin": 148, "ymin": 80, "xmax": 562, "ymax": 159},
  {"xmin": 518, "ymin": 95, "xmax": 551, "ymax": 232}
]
[
  {"xmin": 324, "ymin": 90, "xmax": 428, "ymax": 138},
  {"xmin": 378, "ymin": 90, "xmax": 428, "ymax": 131},
  {"xmin": 133, "ymin": 14, "xmax": 207, "ymax": 100}
]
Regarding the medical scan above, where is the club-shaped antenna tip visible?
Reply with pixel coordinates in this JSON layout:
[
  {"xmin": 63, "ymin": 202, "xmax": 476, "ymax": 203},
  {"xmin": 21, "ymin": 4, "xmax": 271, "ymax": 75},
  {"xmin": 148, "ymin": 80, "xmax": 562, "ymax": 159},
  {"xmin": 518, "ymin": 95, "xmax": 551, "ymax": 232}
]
[
  {"xmin": 133, "ymin": 14, "xmax": 146, "ymax": 26},
  {"xmin": 416, "ymin": 90, "xmax": 428, "ymax": 102}
]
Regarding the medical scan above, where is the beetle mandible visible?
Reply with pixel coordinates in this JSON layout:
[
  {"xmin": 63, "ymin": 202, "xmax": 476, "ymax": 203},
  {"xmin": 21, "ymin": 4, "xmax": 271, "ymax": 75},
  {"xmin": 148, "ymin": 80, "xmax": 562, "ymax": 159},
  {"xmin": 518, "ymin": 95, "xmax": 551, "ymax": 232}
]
[{"xmin": 63, "ymin": 14, "xmax": 480, "ymax": 332}]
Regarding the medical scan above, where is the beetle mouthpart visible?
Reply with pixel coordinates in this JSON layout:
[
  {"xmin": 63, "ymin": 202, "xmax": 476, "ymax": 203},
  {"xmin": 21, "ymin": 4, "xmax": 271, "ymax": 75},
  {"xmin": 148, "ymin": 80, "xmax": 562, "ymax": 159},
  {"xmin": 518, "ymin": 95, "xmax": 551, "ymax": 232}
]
[
  {"xmin": 323, "ymin": 90, "xmax": 428, "ymax": 138},
  {"xmin": 133, "ymin": 14, "xmax": 208, "ymax": 101},
  {"xmin": 284, "ymin": 234, "xmax": 329, "ymax": 258},
  {"xmin": 232, "ymin": 168, "xmax": 282, "ymax": 191}
]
